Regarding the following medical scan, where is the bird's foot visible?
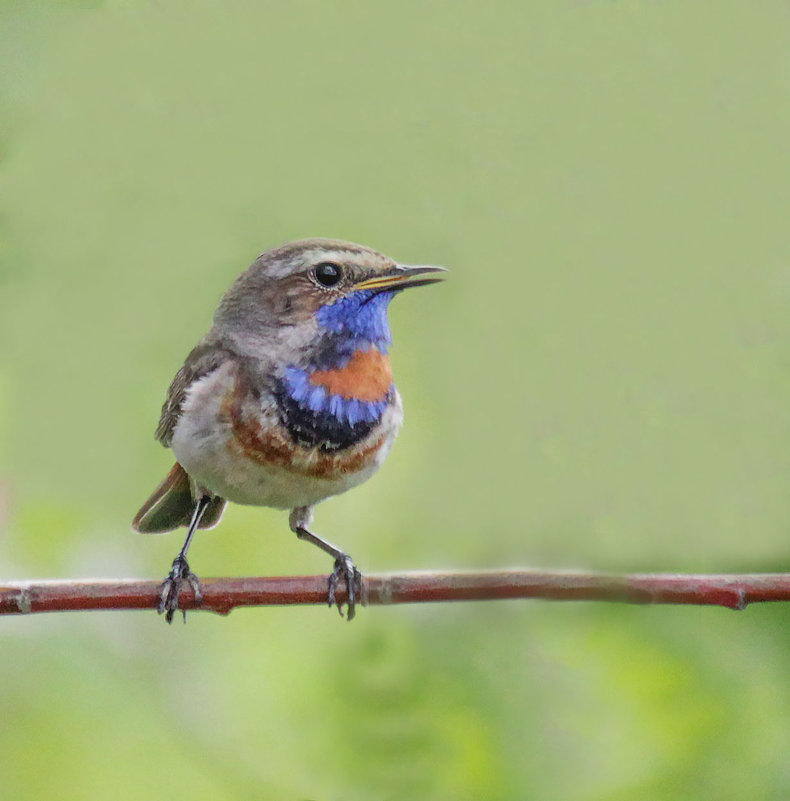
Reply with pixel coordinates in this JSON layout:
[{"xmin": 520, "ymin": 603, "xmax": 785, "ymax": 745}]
[
  {"xmin": 158, "ymin": 554, "xmax": 202, "ymax": 624},
  {"xmin": 328, "ymin": 554, "xmax": 362, "ymax": 621}
]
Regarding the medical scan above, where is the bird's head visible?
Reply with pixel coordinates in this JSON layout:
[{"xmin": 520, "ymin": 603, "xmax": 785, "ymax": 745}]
[{"xmin": 214, "ymin": 238, "xmax": 446, "ymax": 363}]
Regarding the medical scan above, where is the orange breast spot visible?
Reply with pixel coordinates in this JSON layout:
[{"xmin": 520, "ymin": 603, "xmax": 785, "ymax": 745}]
[{"xmin": 309, "ymin": 349, "xmax": 392, "ymax": 401}]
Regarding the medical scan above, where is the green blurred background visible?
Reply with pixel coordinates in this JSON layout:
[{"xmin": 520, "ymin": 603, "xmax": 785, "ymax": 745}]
[{"xmin": 2, "ymin": 1, "xmax": 790, "ymax": 797}]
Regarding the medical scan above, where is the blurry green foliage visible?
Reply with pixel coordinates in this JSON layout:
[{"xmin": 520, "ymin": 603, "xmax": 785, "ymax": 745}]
[{"xmin": 2, "ymin": 1, "xmax": 790, "ymax": 798}]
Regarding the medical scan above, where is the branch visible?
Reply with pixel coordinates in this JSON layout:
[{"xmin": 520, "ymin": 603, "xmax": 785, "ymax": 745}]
[{"xmin": 1, "ymin": 570, "xmax": 790, "ymax": 616}]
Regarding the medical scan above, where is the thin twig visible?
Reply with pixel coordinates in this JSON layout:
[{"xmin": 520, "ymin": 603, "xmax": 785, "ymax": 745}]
[{"xmin": 1, "ymin": 570, "xmax": 790, "ymax": 616}]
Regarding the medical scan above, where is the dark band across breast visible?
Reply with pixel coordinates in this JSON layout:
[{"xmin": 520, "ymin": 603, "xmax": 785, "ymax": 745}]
[{"xmin": 274, "ymin": 381, "xmax": 391, "ymax": 451}]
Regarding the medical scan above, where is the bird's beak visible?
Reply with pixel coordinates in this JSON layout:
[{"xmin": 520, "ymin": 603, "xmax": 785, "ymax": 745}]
[{"xmin": 353, "ymin": 264, "xmax": 448, "ymax": 295}]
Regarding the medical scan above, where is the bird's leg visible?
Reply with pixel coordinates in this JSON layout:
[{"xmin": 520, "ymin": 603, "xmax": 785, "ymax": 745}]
[
  {"xmin": 289, "ymin": 506, "xmax": 362, "ymax": 621},
  {"xmin": 159, "ymin": 494, "xmax": 212, "ymax": 623}
]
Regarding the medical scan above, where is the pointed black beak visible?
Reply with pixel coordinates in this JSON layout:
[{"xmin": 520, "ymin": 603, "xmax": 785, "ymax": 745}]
[{"xmin": 353, "ymin": 264, "xmax": 448, "ymax": 295}]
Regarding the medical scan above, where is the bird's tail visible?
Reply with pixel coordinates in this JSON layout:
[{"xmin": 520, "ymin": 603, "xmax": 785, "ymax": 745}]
[{"xmin": 132, "ymin": 462, "xmax": 226, "ymax": 533}]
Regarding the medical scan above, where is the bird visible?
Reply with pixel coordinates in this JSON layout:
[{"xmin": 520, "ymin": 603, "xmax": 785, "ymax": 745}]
[{"xmin": 132, "ymin": 238, "xmax": 445, "ymax": 622}]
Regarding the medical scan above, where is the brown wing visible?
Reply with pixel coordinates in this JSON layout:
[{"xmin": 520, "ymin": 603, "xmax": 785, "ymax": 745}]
[
  {"xmin": 132, "ymin": 462, "xmax": 227, "ymax": 533},
  {"xmin": 155, "ymin": 338, "xmax": 233, "ymax": 446}
]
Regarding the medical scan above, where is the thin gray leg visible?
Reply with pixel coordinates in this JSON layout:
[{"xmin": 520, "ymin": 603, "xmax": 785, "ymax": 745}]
[
  {"xmin": 159, "ymin": 494, "xmax": 212, "ymax": 623},
  {"xmin": 289, "ymin": 506, "xmax": 362, "ymax": 621}
]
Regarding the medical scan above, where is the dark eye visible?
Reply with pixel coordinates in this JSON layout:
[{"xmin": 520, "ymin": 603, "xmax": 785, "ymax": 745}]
[{"xmin": 313, "ymin": 262, "xmax": 343, "ymax": 288}]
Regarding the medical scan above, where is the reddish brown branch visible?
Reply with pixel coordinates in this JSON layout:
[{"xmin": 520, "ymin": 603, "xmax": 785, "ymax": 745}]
[{"xmin": 1, "ymin": 570, "xmax": 790, "ymax": 616}]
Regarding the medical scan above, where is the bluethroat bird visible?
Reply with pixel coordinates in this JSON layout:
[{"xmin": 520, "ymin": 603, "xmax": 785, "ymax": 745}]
[{"xmin": 132, "ymin": 238, "xmax": 445, "ymax": 622}]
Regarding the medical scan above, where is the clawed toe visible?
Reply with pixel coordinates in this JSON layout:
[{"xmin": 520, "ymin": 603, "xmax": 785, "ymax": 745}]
[
  {"xmin": 158, "ymin": 555, "xmax": 202, "ymax": 624},
  {"xmin": 328, "ymin": 555, "xmax": 362, "ymax": 621}
]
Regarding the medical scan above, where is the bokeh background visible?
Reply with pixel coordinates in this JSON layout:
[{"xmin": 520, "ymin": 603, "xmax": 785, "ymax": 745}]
[{"xmin": 2, "ymin": 1, "xmax": 790, "ymax": 798}]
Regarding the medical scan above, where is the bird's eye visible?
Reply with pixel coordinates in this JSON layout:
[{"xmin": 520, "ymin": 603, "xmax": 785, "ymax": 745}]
[{"xmin": 313, "ymin": 262, "xmax": 343, "ymax": 288}]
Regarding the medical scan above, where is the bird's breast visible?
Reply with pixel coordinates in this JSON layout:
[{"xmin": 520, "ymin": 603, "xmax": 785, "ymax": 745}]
[
  {"xmin": 308, "ymin": 348, "xmax": 392, "ymax": 402},
  {"xmin": 222, "ymin": 368, "xmax": 403, "ymax": 507},
  {"xmin": 273, "ymin": 344, "xmax": 397, "ymax": 451},
  {"xmin": 171, "ymin": 359, "xmax": 403, "ymax": 509}
]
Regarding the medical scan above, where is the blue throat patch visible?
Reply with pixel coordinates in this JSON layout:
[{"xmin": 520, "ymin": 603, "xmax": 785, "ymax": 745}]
[
  {"xmin": 276, "ymin": 289, "xmax": 396, "ymax": 449},
  {"xmin": 315, "ymin": 290, "xmax": 394, "ymax": 351}
]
